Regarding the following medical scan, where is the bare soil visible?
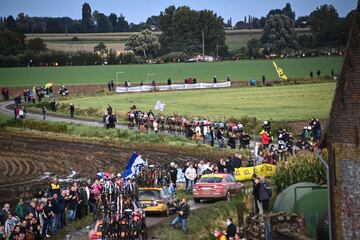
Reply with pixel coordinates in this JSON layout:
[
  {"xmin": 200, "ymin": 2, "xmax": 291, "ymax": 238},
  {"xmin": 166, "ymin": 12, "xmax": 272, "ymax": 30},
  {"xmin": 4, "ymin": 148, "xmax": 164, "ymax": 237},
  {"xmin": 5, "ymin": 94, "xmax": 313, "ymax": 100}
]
[{"xmin": 0, "ymin": 130, "xmax": 219, "ymax": 204}]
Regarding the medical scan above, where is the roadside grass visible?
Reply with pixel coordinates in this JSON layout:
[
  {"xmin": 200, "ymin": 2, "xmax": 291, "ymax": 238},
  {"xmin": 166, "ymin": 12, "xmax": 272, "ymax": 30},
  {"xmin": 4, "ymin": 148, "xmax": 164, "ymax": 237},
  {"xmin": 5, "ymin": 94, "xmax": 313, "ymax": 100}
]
[
  {"xmin": 0, "ymin": 115, "xmax": 195, "ymax": 146},
  {"xmin": 59, "ymin": 82, "xmax": 335, "ymax": 122},
  {"xmin": 52, "ymin": 215, "xmax": 93, "ymax": 240},
  {"xmin": 0, "ymin": 57, "xmax": 342, "ymax": 86},
  {"xmin": 0, "ymin": 115, "xmax": 242, "ymax": 158},
  {"xmin": 153, "ymin": 193, "xmax": 248, "ymax": 240}
]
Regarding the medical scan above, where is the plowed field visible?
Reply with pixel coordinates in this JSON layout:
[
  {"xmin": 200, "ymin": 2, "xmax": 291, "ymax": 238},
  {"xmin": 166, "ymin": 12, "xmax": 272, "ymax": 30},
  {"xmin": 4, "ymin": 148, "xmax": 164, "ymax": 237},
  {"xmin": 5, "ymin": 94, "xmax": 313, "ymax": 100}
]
[{"xmin": 0, "ymin": 130, "xmax": 219, "ymax": 204}]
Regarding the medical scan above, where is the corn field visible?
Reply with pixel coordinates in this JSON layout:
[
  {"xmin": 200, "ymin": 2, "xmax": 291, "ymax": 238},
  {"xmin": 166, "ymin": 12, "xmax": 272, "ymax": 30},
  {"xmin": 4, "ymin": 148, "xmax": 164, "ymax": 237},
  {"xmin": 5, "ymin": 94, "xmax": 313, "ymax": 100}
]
[{"xmin": 272, "ymin": 151, "xmax": 327, "ymax": 194}]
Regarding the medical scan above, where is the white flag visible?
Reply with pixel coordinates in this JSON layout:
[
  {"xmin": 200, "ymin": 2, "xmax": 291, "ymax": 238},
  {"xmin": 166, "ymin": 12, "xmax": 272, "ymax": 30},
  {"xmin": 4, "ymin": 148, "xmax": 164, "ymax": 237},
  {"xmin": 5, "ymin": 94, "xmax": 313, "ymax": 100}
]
[{"xmin": 154, "ymin": 100, "xmax": 166, "ymax": 112}]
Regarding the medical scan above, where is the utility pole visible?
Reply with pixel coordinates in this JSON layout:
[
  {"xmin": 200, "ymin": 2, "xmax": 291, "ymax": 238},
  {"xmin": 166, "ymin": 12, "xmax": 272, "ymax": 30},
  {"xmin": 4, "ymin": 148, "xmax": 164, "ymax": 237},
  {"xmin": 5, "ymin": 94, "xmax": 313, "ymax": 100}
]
[
  {"xmin": 202, "ymin": 30, "xmax": 205, "ymax": 59},
  {"xmin": 65, "ymin": 24, "xmax": 68, "ymax": 36}
]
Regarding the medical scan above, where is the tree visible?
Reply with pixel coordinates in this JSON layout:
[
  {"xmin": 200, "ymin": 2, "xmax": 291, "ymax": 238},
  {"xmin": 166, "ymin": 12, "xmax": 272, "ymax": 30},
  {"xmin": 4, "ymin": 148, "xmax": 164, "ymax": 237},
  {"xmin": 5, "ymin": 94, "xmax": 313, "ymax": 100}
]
[
  {"xmin": 27, "ymin": 38, "xmax": 47, "ymax": 52},
  {"xmin": 309, "ymin": 5, "xmax": 340, "ymax": 46},
  {"xmin": 282, "ymin": 3, "xmax": 295, "ymax": 20},
  {"xmin": 108, "ymin": 13, "xmax": 118, "ymax": 32},
  {"xmin": 5, "ymin": 15, "xmax": 17, "ymax": 30},
  {"xmin": 158, "ymin": 6, "xmax": 226, "ymax": 55},
  {"xmin": 126, "ymin": 29, "xmax": 160, "ymax": 57},
  {"xmin": 93, "ymin": 11, "xmax": 113, "ymax": 33},
  {"xmin": 94, "ymin": 42, "xmax": 107, "ymax": 57},
  {"xmin": 82, "ymin": 3, "xmax": 94, "ymax": 32},
  {"xmin": 261, "ymin": 14, "xmax": 298, "ymax": 52},
  {"xmin": 118, "ymin": 14, "xmax": 129, "ymax": 32},
  {"xmin": 247, "ymin": 38, "xmax": 261, "ymax": 58},
  {"xmin": 0, "ymin": 29, "xmax": 25, "ymax": 55}
]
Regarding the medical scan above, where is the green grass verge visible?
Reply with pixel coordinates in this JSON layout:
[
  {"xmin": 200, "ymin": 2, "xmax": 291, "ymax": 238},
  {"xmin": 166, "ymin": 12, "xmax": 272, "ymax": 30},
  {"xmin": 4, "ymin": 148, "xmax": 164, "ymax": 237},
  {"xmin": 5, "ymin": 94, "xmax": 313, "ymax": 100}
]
[
  {"xmin": 0, "ymin": 57, "xmax": 342, "ymax": 86},
  {"xmin": 153, "ymin": 193, "xmax": 247, "ymax": 240},
  {"xmin": 0, "ymin": 115, "xmax": 195, "ymax": 147},
  {"xmin": 60, "ymin": 82, "xmax": 335, "ymax": 122},
  {"xmin": 51, "ymin": 215, "xmax": 93, "ymax": 240}
]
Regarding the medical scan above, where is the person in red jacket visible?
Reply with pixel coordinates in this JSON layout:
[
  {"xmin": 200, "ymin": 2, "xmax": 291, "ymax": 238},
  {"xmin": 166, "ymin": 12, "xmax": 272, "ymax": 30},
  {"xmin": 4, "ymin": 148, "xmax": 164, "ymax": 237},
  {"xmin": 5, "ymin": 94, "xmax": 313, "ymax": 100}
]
[{"xmin": 261, "ymin": 131, "xmax": 270, "ymax": 149}]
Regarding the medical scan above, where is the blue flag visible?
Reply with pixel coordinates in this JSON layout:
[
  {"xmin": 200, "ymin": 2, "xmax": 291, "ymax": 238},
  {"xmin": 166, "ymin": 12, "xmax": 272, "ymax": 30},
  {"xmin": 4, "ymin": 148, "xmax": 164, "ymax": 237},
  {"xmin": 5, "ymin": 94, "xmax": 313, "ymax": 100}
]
[{"xmin": 122, "ymin": 152, "xmax": 146, "ymax": 179}]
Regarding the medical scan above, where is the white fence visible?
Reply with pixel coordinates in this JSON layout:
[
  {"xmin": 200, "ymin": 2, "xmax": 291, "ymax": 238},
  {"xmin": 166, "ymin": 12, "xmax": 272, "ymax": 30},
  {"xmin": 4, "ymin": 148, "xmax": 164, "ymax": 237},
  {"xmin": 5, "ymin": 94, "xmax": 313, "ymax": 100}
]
[{"xmin": 115, "ymin": 81, "xmax": 231, "ymax": 93}]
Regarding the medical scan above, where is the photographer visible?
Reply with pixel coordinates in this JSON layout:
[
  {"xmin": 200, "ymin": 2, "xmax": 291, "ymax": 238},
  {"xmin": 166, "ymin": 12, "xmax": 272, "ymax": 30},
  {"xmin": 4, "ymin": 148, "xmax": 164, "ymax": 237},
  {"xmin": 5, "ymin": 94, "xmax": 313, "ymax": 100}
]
[{"xmin": 171, "ymin": 198, "xmax": 190, "ymax": 234}]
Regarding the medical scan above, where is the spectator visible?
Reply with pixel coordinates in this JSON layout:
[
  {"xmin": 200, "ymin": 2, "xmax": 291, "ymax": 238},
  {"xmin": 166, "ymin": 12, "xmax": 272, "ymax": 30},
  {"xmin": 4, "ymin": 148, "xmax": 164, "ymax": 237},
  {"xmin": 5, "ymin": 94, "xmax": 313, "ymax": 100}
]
[
  {"xmin": 0, "ymin": 204, "xmax": 10, "ymax": 225},
  {"xmin": 216, "ymin": 128, "xmax": 224, "ymax": 148},
  {"xmin": 14, "ymin": 199, "xmax": 25, "ymax": 221},
  {"xmin": 49, "ymin": 178, "xmax": 60, "ymax": 197},
  {"xmin": 68, "ymin": 186, "xmax": 78, "ymax": 221},
  {"xmin": 259, "ymin": 176, "xmax": 272, "ymax": 213},
  {"xmin": 50, "ymin": 193, "xmax": 60, "ymax": 235},
  {"xmin": 225, "ymin": 218, "xmax": 237, "ymax": 239},
  {"xmin": 184, "ymin": 164, "xmax": 196, "ymax": 193},
  {"xmin": 107, "ymin": 81, "xmax": 111, "ymax": 91},
  {"xmin": 217, "ymin": 159, "xmax": 226, "ymax": 173},
  {"xmin": 309, "ymin": 71, "xmax": 313, "ymax": 79},
  {"xmin": 167, "ymin": 78, "xmax": 172, "ymax": 85},
  {"xmin": 213, "ymin": 227, "xmax": 226, "ymax": 240},
  {"xmin": 110, "ymin": 80, "xmax": 114, "ymax": 91},
  {"xmin": 262, "ymin": 75, "xmax": 266, "ymax": 85},
  {"xmin": 252, "ymin": 174, "xmax": 262, "ymax": 214},
  {"xmin": 41, "ymin": 105, "xmax": 47, "ymax": 120},
  {"xmin": 171, "ymin": 198, "xmax": 190, "ymax": 234},
  {"xmin": 213, "ymin": 76, "xmax": 217, "ymax": 83},
  {"xmin": 69, "ymin": 104, "xmax": 75, "ymax": 118},
  {"xmin": 169, "ymin": 162, "xmax": 178, "ymax": 188}
]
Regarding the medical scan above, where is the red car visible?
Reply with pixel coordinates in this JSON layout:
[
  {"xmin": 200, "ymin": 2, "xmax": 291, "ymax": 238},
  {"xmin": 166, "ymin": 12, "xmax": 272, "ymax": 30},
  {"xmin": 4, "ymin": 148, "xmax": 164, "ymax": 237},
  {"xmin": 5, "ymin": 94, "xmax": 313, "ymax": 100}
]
[{"xmin": 193, "ymin": 173, "xmax": 243, "ymax": 203}]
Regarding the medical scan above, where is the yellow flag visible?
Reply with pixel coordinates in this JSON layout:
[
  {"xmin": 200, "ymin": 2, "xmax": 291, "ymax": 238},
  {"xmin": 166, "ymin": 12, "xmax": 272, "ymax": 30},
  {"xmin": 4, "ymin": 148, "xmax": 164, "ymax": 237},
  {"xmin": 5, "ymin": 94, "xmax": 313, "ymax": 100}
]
[{"xmin": 272, "ymin": 61, "xmax": 288, "ymax": 80}]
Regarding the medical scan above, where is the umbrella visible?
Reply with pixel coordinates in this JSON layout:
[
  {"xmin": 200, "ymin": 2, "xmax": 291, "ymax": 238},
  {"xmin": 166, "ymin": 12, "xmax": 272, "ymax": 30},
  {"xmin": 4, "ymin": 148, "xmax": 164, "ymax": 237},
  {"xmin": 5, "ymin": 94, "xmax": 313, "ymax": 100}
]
[{"xmin": 45, "ymin": 82, "xmax": 53, "ymax": 89}]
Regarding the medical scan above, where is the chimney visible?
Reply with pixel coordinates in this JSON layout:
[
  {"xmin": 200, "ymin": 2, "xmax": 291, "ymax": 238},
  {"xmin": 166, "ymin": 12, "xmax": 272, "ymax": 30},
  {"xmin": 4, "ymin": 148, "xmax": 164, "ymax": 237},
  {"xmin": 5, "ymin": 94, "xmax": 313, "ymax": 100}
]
[{"xmin": 326, "ymin": 1, "xmax": 360, "ymax": 239}]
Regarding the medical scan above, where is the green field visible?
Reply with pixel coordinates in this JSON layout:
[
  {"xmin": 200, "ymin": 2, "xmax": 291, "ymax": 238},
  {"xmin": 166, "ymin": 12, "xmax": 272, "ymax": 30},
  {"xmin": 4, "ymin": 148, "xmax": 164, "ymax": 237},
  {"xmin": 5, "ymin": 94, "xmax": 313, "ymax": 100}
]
[
  {"xmin": 62, "ymin": 82, "xmax": 335, "ymax": 121},
  {"xmin": 0, "ymin": 57, "xmax": 342, "ymax": 87}
]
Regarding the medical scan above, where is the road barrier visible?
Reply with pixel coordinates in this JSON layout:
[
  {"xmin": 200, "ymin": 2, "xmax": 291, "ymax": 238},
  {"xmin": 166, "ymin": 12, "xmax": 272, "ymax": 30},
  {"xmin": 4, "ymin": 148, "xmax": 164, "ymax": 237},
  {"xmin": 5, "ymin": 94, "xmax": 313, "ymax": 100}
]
[
  {"xmin": 116, "ymin": 81, "xmax": 231, "ymax": 93},
  {"xmin": 234, "ymin": 164, "xmax": 276, "ymax": 182}
]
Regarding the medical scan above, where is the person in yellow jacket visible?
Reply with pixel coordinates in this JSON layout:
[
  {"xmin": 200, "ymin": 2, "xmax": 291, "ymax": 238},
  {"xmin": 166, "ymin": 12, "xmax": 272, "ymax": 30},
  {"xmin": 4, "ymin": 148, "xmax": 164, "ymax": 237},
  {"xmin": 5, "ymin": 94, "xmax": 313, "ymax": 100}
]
[
  {"xmin": 49, "ymin": 178, "xmax": 61, "ymax": 197},
  {"xmin": 213, "ymin": 227, "xmax": 227, "ymax": 240}
]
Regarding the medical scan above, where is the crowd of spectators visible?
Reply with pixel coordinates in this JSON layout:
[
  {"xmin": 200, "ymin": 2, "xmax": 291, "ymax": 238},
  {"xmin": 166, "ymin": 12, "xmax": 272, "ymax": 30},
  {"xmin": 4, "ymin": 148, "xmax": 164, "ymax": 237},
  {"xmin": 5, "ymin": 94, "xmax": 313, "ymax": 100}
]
[{"xmin": 0, "ymin": 178, "xmax": 94, "ymax": 240}]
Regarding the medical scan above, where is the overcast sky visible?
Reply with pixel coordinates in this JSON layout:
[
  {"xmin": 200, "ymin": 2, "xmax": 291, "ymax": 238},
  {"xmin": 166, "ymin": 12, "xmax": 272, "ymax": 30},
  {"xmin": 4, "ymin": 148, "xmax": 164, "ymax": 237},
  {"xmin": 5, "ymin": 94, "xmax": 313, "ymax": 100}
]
[{"xmin": 0, "ymin": 0, "xmax": 357, "ymax": 24}]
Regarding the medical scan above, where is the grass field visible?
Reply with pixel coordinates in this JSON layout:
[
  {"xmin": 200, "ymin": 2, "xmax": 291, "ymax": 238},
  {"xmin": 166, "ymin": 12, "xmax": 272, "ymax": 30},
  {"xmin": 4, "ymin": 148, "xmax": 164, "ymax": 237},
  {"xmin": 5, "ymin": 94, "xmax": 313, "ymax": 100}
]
[
  {"xmin": 26, "ymin": 29, "xmax": 311, "ymax": 53},
  {"xmin": 0, "ymin": 57, "xmax": 342, "ymax": 87},
  {"xmin": 61, "ymin": 82, "xmax": 335, "ymax": 121}
]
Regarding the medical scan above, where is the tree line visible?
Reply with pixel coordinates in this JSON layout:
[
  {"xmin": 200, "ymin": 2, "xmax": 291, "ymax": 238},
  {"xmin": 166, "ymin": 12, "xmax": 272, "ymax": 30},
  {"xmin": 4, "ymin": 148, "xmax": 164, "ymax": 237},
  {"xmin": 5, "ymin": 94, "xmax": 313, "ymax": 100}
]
[{"xmin": 0, "ymin": 3, "xmax": 356, "ymax": 67}]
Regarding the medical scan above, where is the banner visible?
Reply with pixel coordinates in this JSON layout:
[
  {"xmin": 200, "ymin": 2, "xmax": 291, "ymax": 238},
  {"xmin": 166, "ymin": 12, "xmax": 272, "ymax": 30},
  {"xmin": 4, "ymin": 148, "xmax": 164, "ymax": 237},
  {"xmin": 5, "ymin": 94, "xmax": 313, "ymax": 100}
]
[
  {"xmin": 234, "ymin": 164, "xmax": 276, "ymax": 182},
  {"xmin": 116, "ymin": 81, "xmax": 231, "ymax": 93}
]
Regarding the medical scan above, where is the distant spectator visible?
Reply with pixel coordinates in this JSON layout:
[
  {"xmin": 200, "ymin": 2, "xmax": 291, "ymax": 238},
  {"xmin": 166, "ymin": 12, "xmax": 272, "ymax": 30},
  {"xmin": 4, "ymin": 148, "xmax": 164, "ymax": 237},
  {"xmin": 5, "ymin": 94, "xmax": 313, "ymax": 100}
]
[
  {"xmin": 309, "ymin": 71, "xmax": 313, "ymax": 79},
  {"xmin": 107, "ymin": 81, "xmax": 111, "ymax": 91},
  {"xmin": 69, "ymin": 104, "xmax": 75, "ymax": 118},
  {"xmin": 213, "ymin": 76, "xmax": 217, "ymax": 83},
  {"xmin": 262, "ymin": 75, "xmax": 266, "ymax": 85},
  {"xmin": 167, "ymin": 78, "xmax": 172, "ymax": 85},
  {"xmin": 14, "ymin": 199, "xmax": 25, "ymax": 221},
  {"xmin": 185, "ymin": 164, "xmax": 196, "ymax": 193},
  {"xmin": 110, "ymin": 80, "xmax": 114, "ymax": 91}
]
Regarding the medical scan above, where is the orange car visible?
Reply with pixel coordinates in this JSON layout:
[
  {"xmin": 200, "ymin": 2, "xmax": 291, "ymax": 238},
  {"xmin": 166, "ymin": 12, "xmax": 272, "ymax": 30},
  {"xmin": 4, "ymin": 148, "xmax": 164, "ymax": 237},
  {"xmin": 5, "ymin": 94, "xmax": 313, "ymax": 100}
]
[{"xmin": 193, "ymin": 173, "xmax": 243, "ymax": 203}]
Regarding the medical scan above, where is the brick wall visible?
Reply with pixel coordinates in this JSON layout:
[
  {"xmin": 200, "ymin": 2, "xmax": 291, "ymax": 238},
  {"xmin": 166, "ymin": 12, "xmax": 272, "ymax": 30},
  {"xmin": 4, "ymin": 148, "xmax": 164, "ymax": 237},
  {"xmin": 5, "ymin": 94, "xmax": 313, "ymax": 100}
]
[{"xmin": 327, "ymin": 1, "xmax": 360, "ymax": 239}]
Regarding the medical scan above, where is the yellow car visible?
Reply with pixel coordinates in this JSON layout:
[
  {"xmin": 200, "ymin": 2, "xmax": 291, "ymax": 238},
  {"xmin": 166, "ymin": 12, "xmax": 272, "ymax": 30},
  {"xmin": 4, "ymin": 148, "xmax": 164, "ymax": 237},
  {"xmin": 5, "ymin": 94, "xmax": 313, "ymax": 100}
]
[{"xmin": 139, "ymin": 187, "xmax": 177, "ymax": 216}]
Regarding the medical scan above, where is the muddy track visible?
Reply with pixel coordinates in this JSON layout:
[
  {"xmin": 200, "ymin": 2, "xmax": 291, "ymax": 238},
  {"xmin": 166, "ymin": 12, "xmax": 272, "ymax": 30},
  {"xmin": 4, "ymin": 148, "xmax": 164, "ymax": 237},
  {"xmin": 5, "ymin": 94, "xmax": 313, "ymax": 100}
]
[{"xmin": 0, "ymin": 131, "xmax": 217, "ymax": 204}]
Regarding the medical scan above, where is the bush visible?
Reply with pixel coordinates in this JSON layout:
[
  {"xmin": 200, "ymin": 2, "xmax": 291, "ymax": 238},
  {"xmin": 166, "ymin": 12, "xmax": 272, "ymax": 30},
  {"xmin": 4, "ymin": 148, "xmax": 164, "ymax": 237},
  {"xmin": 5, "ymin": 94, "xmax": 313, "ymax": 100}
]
[
  {"xmin": 1, "ymin": 118, "xmax": 68, "ymax": 133},
  {"xmin": 272, "ymin": 152, "xmax": 327, "ymax": 194}
]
